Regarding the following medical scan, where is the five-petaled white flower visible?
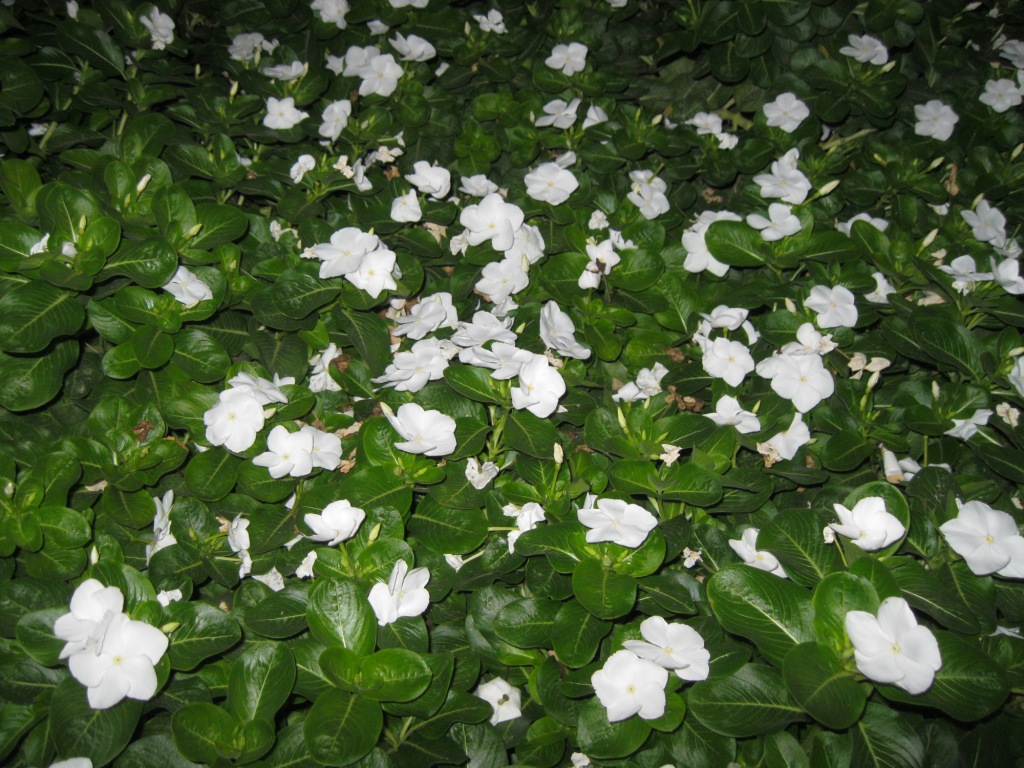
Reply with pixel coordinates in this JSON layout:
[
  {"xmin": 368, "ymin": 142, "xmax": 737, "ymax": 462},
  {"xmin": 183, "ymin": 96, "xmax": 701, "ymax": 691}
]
[
  {"xmin": 805, "ymin": 284, "xmax": 858, "ymax": 328},
  {"xmin": 390, "ymin": 32, "xmax": 435, "ymax": 61},
  {"xmin": 391, "ymin": 189, "xmax": 423, "ymax": 223},
  {"xmin": 839, "ymin": 34, "xmax": 888, "ymax": 65},
  {"xmin": 945, "ymin": 408, "xmax": 992, "ymax": 440},
  {"xmin": 705, "ymin": 395, "xmax": 761, "ymax": 434},
  {"xmin": 763, "ymin": 92, "xmax": 810, "ymax": 133},
  {"xmin": 591, "ymin": 649, "xmax": 668, "ymax": 722},
  {"xmin": 759, "ymin": 412, "xmax": 811, "ymax": 462},
  {"xmin": 204, "ymin": 388, "xmax": 265, "ymax": 452},
  {"xmin": 359, "ymin": 53, "xmax": 404, "ymax": 97},
  {"xmin": 305, "ymin": 499, "xmax": 366, "ymax": 546},
  {"xmin": 405, "ymin": 160, "xmax": 451, "ymax": 200},
  {"xmin": 524, "ymin": 162, "xmax": 579, "ymax": 205},
  {"xmin": 701, "ymin": 337, "xmax": 755, "ymax": 387},
  {"xmin": 140, "ymin": 7, "xmax": 175, "ymax": 50},
  {"xmin": 475, "ymin": 678, "xmax": 521, "ymax": 724},
  {"xmin": 545, "ymin": 42, "xmax": 588, "ymax": 76},
  {"xmin": 622, "ymin": 616, "xmax": 710, "ymax": 681},
  {"xmin": 729, "ymin": 527, "xmax": 788, "ymax": 577},
  {"xmin": 54, "ymin": 579, "xmax": 124, "ymax": 660},
  {"xmin": 319, "ymin": 99, "xmax": 352, "ymax": 141},
  {"xmin": 961, "ymin": 199, "xmax": 1007, "ymax": 248},
  {"xmin": 511, "ymin": 354, "xmax": 566, "ymax": 418},
  {"xmin": 460, "ymin": 193, "xmax": 525, "ymax": 253},
  {"xmin": 253, "ymin": 425, "xmax": 315, "ymax": 478},
  {"xmin": 845, "ymin": 597, "xmax": 942, "ymax": 695},
  {"xmin": 473, "ymin": 9, "xmax": 506, "ymax": 33},
  {"xmin": 939, "ymin": 499, "xmax": 1024, "ymax": 577},
  {"xmin": 914, "ymin": 100, "xmax": 958, "ymax": 141},
  {"xmin": 367, "ymin": 560, "xmax": 430, "ymax": 626},
  {"xmin": 577, "ymin": 495, "xmax": 658, "ymax": 548},
  {"xmin": 830, "ymin": 496, "xmax": 905, "ymax": 551},
  {"xmin": 535, "ymin": 98, "xmax": 581, "ymax": 129},
  {"xmin": 383, "ymin": 402, "xmax": 457, "ymax": 457},
  {"xmin": 264, "ymin": 97, "xmax": 309, "ymax": 130},
  {"xmin": 747, "ymin": 203, "xmax": 802, "ymax": 242},
  {"xmin": 979, "ymin": 79, "xmax": 1023, "ymax": 113},
  {"xmin": 163, "ymin": 266, "xmax": 213, "ymax": 308}
]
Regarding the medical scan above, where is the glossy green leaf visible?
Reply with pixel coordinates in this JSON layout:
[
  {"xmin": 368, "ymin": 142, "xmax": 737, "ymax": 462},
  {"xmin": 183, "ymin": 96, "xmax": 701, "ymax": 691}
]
[
  {"xmin": 572, "ymin": 557, "xmax": 637, "ymax": 619},
  {"xmin": 304, "ymin": 690, "xmax": 382, "ymax": 767},
  {"xmin": 307, "ymin": 577, "xmax": 376, "ymax": 656},
  {"xmin": 51, "ymin": 677, "xmax": 143, "ymax": 767},
  {"xmin": 165, "ymin": 600, "xmax": 242, "ymax": 671},
  {"xmin": 689, "ymin": 663, "xmax": 805, "ymax": 737},
  {"xmin": 0, "ymin": 282, "xmax": 84, "ymax": 353},
  {"xmin": 0, "ymin": 339, "xmax": 79, "ymax": 412},
  {"xmin": 782, "ymin": 642, "xmax": 866, "ymax": 729}
]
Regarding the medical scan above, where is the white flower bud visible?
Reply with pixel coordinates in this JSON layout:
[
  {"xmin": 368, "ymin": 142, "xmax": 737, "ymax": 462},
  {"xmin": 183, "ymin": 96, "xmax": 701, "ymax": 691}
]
[{"xmin": 882, "ymin": 449, "xmax": 904, "ymax": 483}]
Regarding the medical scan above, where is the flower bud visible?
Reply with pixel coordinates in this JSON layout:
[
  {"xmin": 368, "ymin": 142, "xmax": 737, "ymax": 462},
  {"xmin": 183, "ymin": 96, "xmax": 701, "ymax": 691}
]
[
  {"xmin": 882, "ymin": 449, "xmax": 904, "ymax": 483},
  {"xmin": 553, "ymin": 443, "xmax": 564, "ymax": 465}
]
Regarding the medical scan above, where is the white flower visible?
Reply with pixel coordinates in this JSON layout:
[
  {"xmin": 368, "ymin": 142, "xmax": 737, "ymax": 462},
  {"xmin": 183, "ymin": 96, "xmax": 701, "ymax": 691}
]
[
  {"xmin": 623, "ymin": 616, "xmax": 710, "ymax": 681},
  {"xmin": 359, "ymin": 53, "xmax": 403, "ymax": 97},
  {"xmin": 475, "ymin": 678, "xmax": 521, "ymax": 725},
  {"xmin": 451, "ymin": 310, "xmax": 516, "ymax": 348},
  {"xmin": 341, "ymin": 45, "xmax": 380, "ymax": 77},
  {"xmin": 146, "ymin": 490, "xmax": 176, "ymax": 564},
  {"xmin": 759, "ymin": 412, "xmax": 811, "ymax": 462},
  {"xmin": 229, "ymin": 32, "xmax": 273, "ymax": 62},
  {"xmin": 687, "ymin": 112, "xmax": 723, "ymax": 135},
  {"xmin": 290, "ymin": 154, "xmax": 316, "ymax": 184},
  {"xmin": 264, "ymin": 97, "xmax": 309, "ymax": 130},
  {"xmin": 319, "ymin": 99, "xmax": 352, "ymax": 141},
  {"xmin": 253, "ymin": 425, "xmax": 315, "ymax": 478},
  {"xmin": 389, "ymin": 0, "xmax": 429, "ymax": 6},
  {"xmin": 460, "ymin": 193, "xmax": 525, "ymax": 252},
  {"xmin": 312, "ymin": 0, "xmax": 349, "ymax": 27},
  {"xmin": 534, "ymin": 98, "xmax": 580, "ymax": 129},
  {"xmin": 914, "ymin": 100, "xmax": 958, "ymax": 141},
  {"xmin": 578, "ymin": 238, "xmax": 621, "ymax": 289},
  {"xmin": 374, "ymin": 337, "xmax": 449, "ymax": 392},
  {"xmin": 753, "ymin": 148, "xmax": 812, "ymax": 205},
  {"xmin": 939, "ymin": 499, "xmax": 1024, "ymax": 577},
  {"xmin": 227, "ymin": 516, "xmax": 250, "ymax": 553},
  {"xmin": 384, "ymin": 402, "xmax": 457, "ymax": 457},
  {"xmin": 459, "ymin": 174, "xmax": 498, "ymax": 197},
  {"xmin": 836, "ymin": 212, "xmax": 889, "ymax": 236},
  {"xmin": 591, "ymin": 650, "xmax": 668, "ymax": 721},
  {"xmin": 540, "ymin": 301, "xmax": 591, "ymax": 360},
  {"xmin": 162, "ymin": 266, "xmax": 213, "ymax": 308},
  {"xmin": 67, "ymin": 612, "xmax": 168, "ymax": 709},
  {"xmin": 681, "ymin": 211, "xmax": 741, "ymax": 276},
  {"xmin": 405, "ymin": 160, "xmax": 451, "ymax": 200},
  {"xmin": 309, "ymin": 343, "xmax": 343, "ymax": 392},
  {"xmin": 627, "ymin": 170, "xmax": 670, "ymax": 220},
  {"xmin": 660, "ymin": 444, "xmax": 682, "ymax": 466},
  {"xmin": 839, "ymin": 34, "xmax": 888, "ymax": 65},
  {"xmin": 980, "ymin": 79, "xmax": 1023, "ymax": 113},
  {"xmin": 961, "ymin": 199, "xmax": 1007, "ymax": 248},
  {"xmin": 830, "ymin": 496, "xmax": 905, "ymax": 551},
  {"xmin": 866, "ymin": 271, "xmax": 897, "ymax": 304},
  {"xmin": 781, "ymin": 323, "xmax": 836, "ymax": 356},
  {"xmin": 583, "ymin": 104, "xmax": 609, "ymax": 129},
  {"xmin": 577, "ymin": 496, "xmax": 658, "ymax": 548},
  {"xmin": 263, "ymin": 60, "xmax": 306, "ymax": 81},
  {"xmin": 393, "ymin": 292, "xmax": 458, "ymax": 340},
  {"xmin": 805, "ymin": 285, "xmax": 858, "ymax": 328},
  {"xmin": 945, "ymin": 408, "xmax": 992, "ymax": 440},
  {"xmin": 54, "ymin": 580, "xmax": 124, "ymax": 660},
  {"xmin": 613, "ymin": 363, "xmax": 669, "ymax": 402},
  {"xmin": 228, "ymin": 372, "xmax": 292, "ymax": 406},
  {"xmin": 311, "ymin": 227, "xmax": 380, "ymax": 278},
  {"xmin": 729, "ymin": 528, "xmax": 787, "ymax": 577},
  {"xmin": 760, "ymin": 353, "xmax": 834, "ymax": 413},
  {"xmin": 460, "ymin": 342, "xmax": 533, "ymax": 380},
  {"xmin": 571, "ymin": 754, "xmax": 590, "ymax": 768},
  {"xmin": 997, "ymin": 402, "xmax": 1021, "ymax": 429},
  {"xmin": 156, "ymin": 589, "xmax": 182, "ymax": 607},
  {"xmin": 473, "ymin": 9, "xmax": 506, "ymax": 33},
  {"xmin": 506, "ymin": 223, "xmax": 546, "ymax": 264},
  {"xmin": 252, "ymin": 568, "xmax": 285, "ymax": 592},
  {"xmin": 475, "ymin": 256, "xmax": 529, "ymax": 303},
  {"xmin": 204, "ymin": 389, "xmax": 265, "ymax": 452},
  {"xmin": 391, "ymin": 189, "xmax": 423, "ymax": 223},
  {"xmin": 588, "ymin": 210, "xmax": 609, "ymax": 230},
  {"xmin": 296, "ymin": 550, "xmax": 318, "ymax": 579},
  {"xmin": 444, "ymin": 554, "xmax": 465, "ymax": 572},
  {"xmin": 939, "ymin": 255, "xmax": 993, "ymax": 294},
  {"xmin": 991, "ymin": 258, "xmax": 1024, "ymax": 295},
  {"xmin": 66, "ymin": 0, "xmax": 79, "ymax": 18},
  {"xmin": 140, "ymin": 7, "xmax": 174, "ymax": 50},
  {"xmin": 1000, "ymin": 39, "xmax": 1024, "ymax": 68},
  {"xmin": 747, "ymin": 203, "xmax": 802, "ymax": 241},
  {"xmin": 1010, "ymin": 358, "xmax": 1024, "ymax": 399},
  {"xmin": 503, "ymin": 502, "xmax": 546, "ymax": 552},
  {"xmin": 545, "ymin": 42, "xmax": 588, "ymax": 76},
  {"xmin": 763, "ymin": 93, "xmax": 810, "ymax": 133},
  {"xmin": 346, "ymin": 246, "xmax": 398, "ymax": 298},
  {"xmin": 845, "ymin": 597, "xmax": 942, "ymax": 694},
  {"xmin": 465, "ymin": 457, "xmax": 499, "ymax": 490},
  {"xmin": 705, "ymin": 395, "xmax": 761, "ymax": 434},
  {"xmin": 305, "ymin": 500, "xmax": 366, "ymax": 546},
  {"xmin": 524, "ymin": 162, "xmax": 579, "ymax": 205},
  {"xmin": 511, "ymin": 355, "xmax": 566, "ymax": 418},
  {"xmin": 300, "ymin": 425, "xmax": 342, "ymax": 470},
  {"xmin": 390, "ymin": 32, "xmax": 435, "ymax": 61},
  {"xmin": 367, "ymin": 560, "xmax": 430, "ymax": 626},
  {"xmin": 702, "ymin": 337, "xmax": 755, "ymax": 387}
]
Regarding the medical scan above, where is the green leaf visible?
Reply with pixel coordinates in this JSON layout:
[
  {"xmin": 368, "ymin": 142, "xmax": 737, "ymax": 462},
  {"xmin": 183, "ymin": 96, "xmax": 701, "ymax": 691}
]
[
  {"xmin": 689, "ymin": 663, "xmax": 805, "ymax": 737},
  {"xmin": 359, "ymin": 648, "xmax": 433, "ymax": 702},
  {"xmin": 0, "ymin": 282, "xmax": 82, "ymax": 354},
  {"xmin": 575, "ymin": 697, "xmax": 651, "ymax": 760},
  {"xmin": 493, "ymin": 597, "xmax": 559, "ymax": 649},
  {"xmin": 782, "ymin": 642, "xmax": 866, "ymax": 729},
  {"xmin": 552, "ymin": 600, "xmax": 613, "ymax": 668},
  {"xmin": 890, "ymin": 558, "xmax": 978, "ymax": 633},
  {"xmin": 171, "ymin": 327, "xmax": 231, "ymax": 382},
  {"xmin": 1, "ymin": 158, "xmax": 41, "ymax": 217},
  {"xmin": 51, "ymin": 677, "xmax": 143, "ymax": 767},
  {"xmin": 0, "ymin": 339, "xmax": 79, "ymax": 411},
  {"xmin": 758, "ymin": 509, "xmax": 842, "ymax": 588},
  {"xmin": 304, "ymin": 690, "xmax": 383, "ymax": 767},
  {"xmin": 16, "ymin": 608, "xmax": 66, "ymax": 666},
  {"xmin": 851, "ymin": 702, "xmax": 924, "ymax": 768},
  {"xmin": 408, "ymin": 495, "xmax": 487, "ymax": 554},
  {"xmin": 706, "ymin": 566, "xmax": 815, "ymax": 666},
  {"xmin": 244, "ymin": 588, "xmax": 309, "ymax": 638},
  {"xmin": 505, "ymin": 410, "xmax": 558, "ymax": 460},
  {"xmin": 103, "ymin": 237, "xmax": 179, "ymax": 288},
  {"xmin": 881, "ymin": 632, "xmax": 1009, "ymax": 722},
  {"xmin": 184, "ymin": 447, "xmax": 240, "ymax": 502},
  {"xmin": 443, "ymin": 365, "xmax": 505, "ymax": 404},
  {"xmin": 307, "ymin": 577, "xmax": 376, "ymax": 656},
  {"xmin": 130, "ymin": 324, "xmax": 174, "ymax": 369},
  {"xmin": 812, "ymin": 572, "xmax": 880, "ymax": 652},
  {"xmin": 56, "ymin": 22, "xmax": 125, "ymax": 76},
  {"xmin": 165, "ymin": 600, "xmax": 242, "ymax": 671},
  {"xmin": 192, "ymin": 203, "xmax": 249, "ymax": 249},
  {"xmin": 666, "ymin": 716, "xmax": 737, "ymax": 768},
  {"xmin": 705, "ymin": 219, "xmax": 769, "ymax": 267},
  {"xmin": 227, "ymin": 641, "xmax": 295, "ymax": 722},
  {"xmin": 339, "ymin": 307, "xmax": 391, "ymax": 375},
  {"xmin": 913, "ymin": 316, "xmax": 984, "ymax": 379},
  {"xmin": 572, "ymin": 557, "xmax": 637, "ymax": 619},
  {"xmin": 172, "ymin": 702, "xmax": 241, "ymax": 764},
  {"xmin": 658, "ymin": 462, "xmax": 724, "ymax": 505}
]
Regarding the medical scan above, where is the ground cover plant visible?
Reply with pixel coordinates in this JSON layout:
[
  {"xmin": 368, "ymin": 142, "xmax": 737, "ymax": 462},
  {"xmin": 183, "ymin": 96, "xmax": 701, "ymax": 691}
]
[{"xmin": 2, "ymin": 0, "xmax": 1024, "ymax": 766}]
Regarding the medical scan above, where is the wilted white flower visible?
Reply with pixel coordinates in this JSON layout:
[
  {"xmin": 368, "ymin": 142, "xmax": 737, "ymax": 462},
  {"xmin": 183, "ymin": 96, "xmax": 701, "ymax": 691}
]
[
  {"xmin": 390, "ymin": 32, "xmax": 435, "ymax": 61},
  {"xmin": 405, "ymin": 160, "xmax": 451, "ymax": 200},
  {"xmin": 465, "ymin": 457, "xmax": 500, "ymax": 489},
  {"xmin": 305, "ymin": 500, "xmax": 365, "ymax": 546},
  {"xmin": 944, "ymin": 408, "xmax": 992, "ymax": 440}
]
